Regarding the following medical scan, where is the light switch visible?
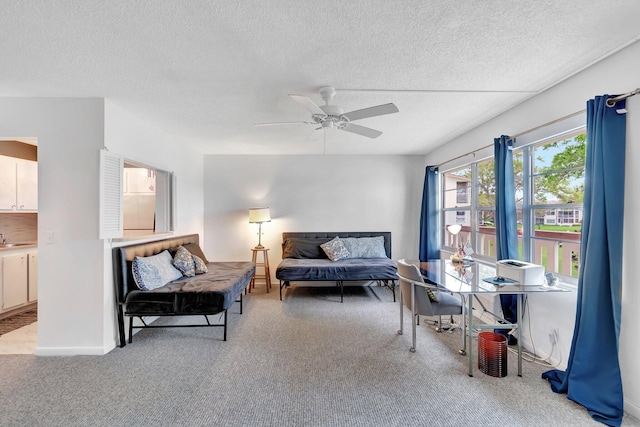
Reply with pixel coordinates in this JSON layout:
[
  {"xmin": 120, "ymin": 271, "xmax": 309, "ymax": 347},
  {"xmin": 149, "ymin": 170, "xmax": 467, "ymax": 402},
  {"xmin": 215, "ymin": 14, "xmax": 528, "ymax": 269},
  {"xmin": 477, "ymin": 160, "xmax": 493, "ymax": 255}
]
[{"xmin": 46, "ymin": 231, "xmax": 55, "ymax": 244}]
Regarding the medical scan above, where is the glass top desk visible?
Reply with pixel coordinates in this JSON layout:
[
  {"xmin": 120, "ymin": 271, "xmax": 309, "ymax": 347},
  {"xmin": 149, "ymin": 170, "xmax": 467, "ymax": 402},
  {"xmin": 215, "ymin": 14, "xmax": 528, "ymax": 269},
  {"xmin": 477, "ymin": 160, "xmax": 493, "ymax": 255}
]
[{"xmin": 411, "ymin": 259, "xmax": 568, "ymax": 377}]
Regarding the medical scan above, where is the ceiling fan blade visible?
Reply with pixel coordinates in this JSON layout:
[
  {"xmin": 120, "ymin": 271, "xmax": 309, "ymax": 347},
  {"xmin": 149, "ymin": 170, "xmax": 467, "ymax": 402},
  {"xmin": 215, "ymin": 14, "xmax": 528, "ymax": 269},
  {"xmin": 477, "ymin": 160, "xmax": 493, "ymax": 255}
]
[
  {"xmin": 289, "ymin": 94, "xmax": 326, "ymax": 116},
  {"xmin": 340, "ymin": 123, "xmax": 383, "ymax": 139},
  {"xmin": 341, "ymin": 103, "xmax": 399, "ymax": 121},
  {"xmin": 254, "ymin": 121, "xmax": 314, "ymax": 126}
]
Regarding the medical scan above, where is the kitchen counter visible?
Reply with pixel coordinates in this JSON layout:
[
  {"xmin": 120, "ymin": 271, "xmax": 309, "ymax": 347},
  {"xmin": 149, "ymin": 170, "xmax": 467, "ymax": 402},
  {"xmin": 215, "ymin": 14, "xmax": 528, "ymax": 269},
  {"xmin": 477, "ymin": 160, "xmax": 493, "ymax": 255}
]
[{"xmin": 0, "ymin": 243, "xmax": 37, "ymax": 252}]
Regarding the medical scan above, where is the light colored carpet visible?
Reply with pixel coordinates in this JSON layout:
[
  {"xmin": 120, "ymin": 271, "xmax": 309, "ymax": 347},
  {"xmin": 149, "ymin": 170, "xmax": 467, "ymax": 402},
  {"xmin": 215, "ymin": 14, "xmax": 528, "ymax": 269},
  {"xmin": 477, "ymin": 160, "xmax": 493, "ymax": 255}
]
[{"xmin": 0, "ymin": 285, "xmax": 636, "ymax": 427}]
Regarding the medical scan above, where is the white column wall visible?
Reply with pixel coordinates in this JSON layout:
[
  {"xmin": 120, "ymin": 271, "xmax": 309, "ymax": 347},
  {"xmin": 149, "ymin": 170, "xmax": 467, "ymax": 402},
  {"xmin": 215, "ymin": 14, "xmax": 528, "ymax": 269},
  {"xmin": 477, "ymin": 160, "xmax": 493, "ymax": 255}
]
[
  {"xmin": 424, "ymin": 40, "xmax": 640, "ymax": 418},
  {"xmin": 0, "ymin": 98, "xmax": 106, "ymax": 355},
  {"xmin": 202, "ymin": 155, "xmax": 425, "ymax": 273}
]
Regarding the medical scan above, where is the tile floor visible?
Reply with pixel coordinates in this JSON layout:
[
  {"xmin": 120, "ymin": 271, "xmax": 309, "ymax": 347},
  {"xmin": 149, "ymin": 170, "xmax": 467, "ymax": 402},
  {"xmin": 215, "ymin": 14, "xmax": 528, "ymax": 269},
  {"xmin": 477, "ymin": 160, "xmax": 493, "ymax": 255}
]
[{"xmin": 0, "ymin": 322, "xmax": 37, "ymax": 354}]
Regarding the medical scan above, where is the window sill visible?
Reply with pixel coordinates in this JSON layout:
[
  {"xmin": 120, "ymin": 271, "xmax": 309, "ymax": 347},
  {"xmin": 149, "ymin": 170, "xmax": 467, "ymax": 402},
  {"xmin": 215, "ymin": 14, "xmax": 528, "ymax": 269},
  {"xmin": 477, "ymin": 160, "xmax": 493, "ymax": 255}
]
[{"xmin": 112, "ymin": 231, "xmax": 174, "ymax": 244}]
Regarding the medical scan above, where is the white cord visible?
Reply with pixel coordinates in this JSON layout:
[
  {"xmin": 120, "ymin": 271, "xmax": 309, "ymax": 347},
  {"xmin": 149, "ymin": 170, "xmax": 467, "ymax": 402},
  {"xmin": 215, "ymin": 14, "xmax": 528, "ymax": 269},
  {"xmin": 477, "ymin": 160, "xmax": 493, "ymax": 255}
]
[{"xmin": 505, "ymin": 296, "xmax": 563, "ymax": 368}]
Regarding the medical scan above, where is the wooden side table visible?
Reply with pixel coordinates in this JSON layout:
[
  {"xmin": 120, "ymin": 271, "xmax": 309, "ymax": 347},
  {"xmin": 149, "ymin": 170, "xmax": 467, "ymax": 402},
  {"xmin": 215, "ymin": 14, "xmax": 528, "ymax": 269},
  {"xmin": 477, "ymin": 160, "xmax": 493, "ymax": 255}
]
[{"xmin": 249, "ymin": 247, "xmax": 271, "ymax": 293}]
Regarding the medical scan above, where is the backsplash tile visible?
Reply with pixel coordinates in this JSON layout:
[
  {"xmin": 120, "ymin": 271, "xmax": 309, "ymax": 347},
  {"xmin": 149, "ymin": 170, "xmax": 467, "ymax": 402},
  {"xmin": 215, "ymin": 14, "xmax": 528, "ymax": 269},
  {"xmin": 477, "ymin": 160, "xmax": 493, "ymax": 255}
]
[{"xmin": 0, "ymin": 213, "xmax": 37, "ymax": 243}]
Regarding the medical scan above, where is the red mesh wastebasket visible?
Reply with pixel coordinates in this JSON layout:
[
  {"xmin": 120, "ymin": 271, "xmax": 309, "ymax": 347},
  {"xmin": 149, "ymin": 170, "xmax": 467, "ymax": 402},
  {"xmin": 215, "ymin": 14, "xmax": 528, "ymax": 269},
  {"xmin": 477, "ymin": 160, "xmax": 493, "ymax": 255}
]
[{"xmin": 478, "ymin": 332, "xmax": 507, "ymax": 377}]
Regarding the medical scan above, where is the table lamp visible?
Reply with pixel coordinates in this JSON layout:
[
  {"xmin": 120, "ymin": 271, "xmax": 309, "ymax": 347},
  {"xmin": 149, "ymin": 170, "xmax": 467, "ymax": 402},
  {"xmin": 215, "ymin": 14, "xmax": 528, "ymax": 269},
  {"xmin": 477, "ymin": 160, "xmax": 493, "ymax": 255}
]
[
  {"xmin": 447, "ymin": 224, "xmax": 463, "ymax": 261},
  {"xmin": 249, "ymin": 207, "xmax": 271, "ymax": 249}
]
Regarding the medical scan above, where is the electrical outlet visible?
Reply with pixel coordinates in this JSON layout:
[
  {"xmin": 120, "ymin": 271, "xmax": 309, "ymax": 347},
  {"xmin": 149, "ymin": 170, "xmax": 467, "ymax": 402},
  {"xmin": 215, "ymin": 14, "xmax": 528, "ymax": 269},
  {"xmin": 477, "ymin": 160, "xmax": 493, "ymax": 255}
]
[{"xmin": 549, "ymin": 328, "xmax": 559, "ymax": 345}]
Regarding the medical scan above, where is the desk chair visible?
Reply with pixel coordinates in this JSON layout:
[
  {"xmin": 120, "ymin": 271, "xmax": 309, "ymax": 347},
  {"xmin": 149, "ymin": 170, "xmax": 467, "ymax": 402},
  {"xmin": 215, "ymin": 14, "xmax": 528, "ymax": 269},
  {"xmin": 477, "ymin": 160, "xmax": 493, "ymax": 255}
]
[{"xmin": 397, "ymin": 259, "xmax": 464, "ymax": 353}]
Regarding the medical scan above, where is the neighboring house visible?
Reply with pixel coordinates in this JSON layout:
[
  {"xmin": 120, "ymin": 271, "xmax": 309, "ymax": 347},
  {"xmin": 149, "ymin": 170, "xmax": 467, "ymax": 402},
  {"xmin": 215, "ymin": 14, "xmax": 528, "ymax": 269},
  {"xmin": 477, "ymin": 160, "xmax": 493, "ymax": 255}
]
[
  {"xmin": 442, "ymin": 173, "xmax": 471, "ymax": 227},
  {"xmin": 539, "ymin": 208, "xmax": 583, "ymax": 226}
]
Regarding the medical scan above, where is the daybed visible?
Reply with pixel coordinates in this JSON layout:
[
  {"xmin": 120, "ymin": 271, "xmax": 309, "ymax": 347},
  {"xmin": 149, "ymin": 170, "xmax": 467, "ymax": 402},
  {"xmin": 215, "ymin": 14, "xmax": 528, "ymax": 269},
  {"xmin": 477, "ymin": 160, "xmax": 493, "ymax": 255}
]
[
  {"xmin": 275, "ymin": 232, "xmax": 397, "ymax": 302},
  {"xmin": 113, "ymin": 234, "xmax": 255, "ymax": 347}
]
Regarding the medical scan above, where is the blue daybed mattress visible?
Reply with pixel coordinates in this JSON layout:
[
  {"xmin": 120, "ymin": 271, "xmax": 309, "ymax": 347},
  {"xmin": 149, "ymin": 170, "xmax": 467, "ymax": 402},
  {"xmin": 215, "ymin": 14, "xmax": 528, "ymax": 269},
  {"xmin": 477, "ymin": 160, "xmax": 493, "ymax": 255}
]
[
  {"xmin": 276, "ymin": 258, "xmax": 397, "ymax": 282},
  {"xmin": 125, "ymin": 261, "xmax": 256, "ymax": 314}
]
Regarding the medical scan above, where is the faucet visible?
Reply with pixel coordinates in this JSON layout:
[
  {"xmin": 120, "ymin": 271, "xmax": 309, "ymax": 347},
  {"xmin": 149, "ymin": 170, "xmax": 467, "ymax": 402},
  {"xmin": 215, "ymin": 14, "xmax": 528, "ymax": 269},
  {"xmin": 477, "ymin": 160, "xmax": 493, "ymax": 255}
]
[{"xmin": 0, "ymin": 233, "xmax": 4, "ymax": 244}]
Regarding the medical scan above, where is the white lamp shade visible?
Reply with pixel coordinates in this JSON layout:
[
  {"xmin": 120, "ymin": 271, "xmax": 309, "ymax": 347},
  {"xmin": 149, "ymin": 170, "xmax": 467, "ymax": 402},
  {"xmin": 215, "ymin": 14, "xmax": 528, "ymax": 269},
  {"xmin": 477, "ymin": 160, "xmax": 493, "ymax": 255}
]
[
  {"xmin": 447, "ymin": 224, "xmax": 462, "ymax": 235},
  {"xmin": 249, "ymin": 207, "xmax": 271, "ymax": 223}
]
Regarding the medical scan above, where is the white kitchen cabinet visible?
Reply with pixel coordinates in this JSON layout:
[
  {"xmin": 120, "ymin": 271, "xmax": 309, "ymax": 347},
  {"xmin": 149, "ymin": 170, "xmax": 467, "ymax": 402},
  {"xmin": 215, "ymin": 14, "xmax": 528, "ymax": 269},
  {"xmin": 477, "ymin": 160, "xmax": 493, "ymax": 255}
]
[
  {"xmin": 28, "ymin": 252, "xmax": 38, "ymax": 302},
  {"xmin": 0, "ymin": 155, "xmax": 17, "ymax": 210},
  {"xmin": 17, "ymin": 159, "xmax": 38, "ymax": 210},
  {"xmin": 0, "ymin": 155, "xmax": 37, "ymax": 211},
  {"xmin": 1, "ymin": 253, "xmax": 28, "ymax": 311},
  {"xmin": 0, "ymin": 250, "xmax": 37, "ymax": 312}
]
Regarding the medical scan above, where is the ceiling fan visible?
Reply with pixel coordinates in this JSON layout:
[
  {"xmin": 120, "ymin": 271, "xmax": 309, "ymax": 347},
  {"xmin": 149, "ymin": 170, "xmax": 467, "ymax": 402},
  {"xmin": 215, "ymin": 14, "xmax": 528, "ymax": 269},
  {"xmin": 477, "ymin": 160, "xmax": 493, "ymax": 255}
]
[{"xmin": 255, "ymin": 86, "xmax": 399, "ymax": 139}]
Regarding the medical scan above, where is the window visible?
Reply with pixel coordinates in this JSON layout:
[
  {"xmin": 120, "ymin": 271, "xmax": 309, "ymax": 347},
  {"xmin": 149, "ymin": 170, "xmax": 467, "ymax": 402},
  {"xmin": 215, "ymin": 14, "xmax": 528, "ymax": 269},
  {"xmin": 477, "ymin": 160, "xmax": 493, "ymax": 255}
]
[
  {"xmin": 522, "ymin": 131, "xmax": 585, "ymax": 279},
  {"xmin": 440, "ymin": 126, "xmax": 585, "ymax": 282},
  {"xmin": 443, "ymin": 167, "xmax": 471, "ymax": 249},
  {"xmin": 100, "ymin": 150, "xmax": 175, "ymax": 239}
]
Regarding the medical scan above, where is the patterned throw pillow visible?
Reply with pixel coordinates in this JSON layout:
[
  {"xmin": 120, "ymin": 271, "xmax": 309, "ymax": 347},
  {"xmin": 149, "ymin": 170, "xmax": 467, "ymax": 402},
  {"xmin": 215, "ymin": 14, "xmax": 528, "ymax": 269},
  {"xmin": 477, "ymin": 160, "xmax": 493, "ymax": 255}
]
[
  {"xmin": 320, "ymin": 237, "xmax": 351, "ymax": 262},
  {"xmin": 425, "ymin": 287, "xmax": 439, "ymax": 303},
  {"xmin": 132, "ymin": 250, "xmax": 184, "ymax": 291},
  {"xmin": 173, "ymin": 246, "xmax": 196, "ymax": 277},
  {"xmin": 193, "ymin": 254, "xmax": 208, "ymax": 274}
]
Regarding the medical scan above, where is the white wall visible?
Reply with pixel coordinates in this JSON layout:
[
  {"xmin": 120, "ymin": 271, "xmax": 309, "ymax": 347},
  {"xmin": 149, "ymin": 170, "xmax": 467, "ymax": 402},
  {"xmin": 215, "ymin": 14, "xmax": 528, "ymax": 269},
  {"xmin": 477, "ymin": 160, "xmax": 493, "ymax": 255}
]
[
  {"xmin": 103, "ymin": 101, "xmax": 204, "ymax": 239},
  {"xmin": 203, "ymin": 155, "xmax": 425, "ymax": 272},
  {"xmin": 0, "ymin": 98, "xmax": 204, "ymax": 355},
  {"xmin": 425, "ymin": 40, "xmax": 640, "ymax": 418}
]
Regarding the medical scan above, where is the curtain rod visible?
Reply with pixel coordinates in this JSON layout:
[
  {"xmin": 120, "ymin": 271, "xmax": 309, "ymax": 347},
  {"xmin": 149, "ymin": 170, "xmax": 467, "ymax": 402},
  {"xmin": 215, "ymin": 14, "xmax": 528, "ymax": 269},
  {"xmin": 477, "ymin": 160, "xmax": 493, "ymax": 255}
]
[
  {"xmin": 432, "ymin": 87, "xmax": 639, "ymax": 169},
  {"xmin": 606, "ymin": 88, "xmax": 640, "ymax": 107},
  {"xmin": 432, "ymin": 109, "xmax": 585, "ymax": 168}
]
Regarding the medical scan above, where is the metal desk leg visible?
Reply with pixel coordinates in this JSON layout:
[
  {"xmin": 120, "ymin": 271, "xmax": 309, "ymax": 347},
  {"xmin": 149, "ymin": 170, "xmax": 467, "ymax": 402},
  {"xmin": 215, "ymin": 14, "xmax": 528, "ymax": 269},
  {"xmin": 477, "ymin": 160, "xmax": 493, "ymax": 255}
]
[
  {"xmin": 459, "ymin": 294, "xmax": 467, "ymax": 356},
  {"xmin": 468, "ymin": 294, "xmax": 474, "ymax": 377},
  {"xmin": 517, "ymin": 294, "xmax": 523, "ymax": 377},
  {"xmin": 398, "ymin": 286, "xmax": 404, "ymax": 336}
]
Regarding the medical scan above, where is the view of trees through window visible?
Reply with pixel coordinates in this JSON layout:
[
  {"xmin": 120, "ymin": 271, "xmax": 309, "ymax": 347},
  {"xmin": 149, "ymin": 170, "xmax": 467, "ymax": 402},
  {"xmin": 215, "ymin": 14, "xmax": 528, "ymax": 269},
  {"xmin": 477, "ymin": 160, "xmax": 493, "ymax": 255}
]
[{"xmin": 441, "ymin": 130, "xmax": 585, "ymax": 280}]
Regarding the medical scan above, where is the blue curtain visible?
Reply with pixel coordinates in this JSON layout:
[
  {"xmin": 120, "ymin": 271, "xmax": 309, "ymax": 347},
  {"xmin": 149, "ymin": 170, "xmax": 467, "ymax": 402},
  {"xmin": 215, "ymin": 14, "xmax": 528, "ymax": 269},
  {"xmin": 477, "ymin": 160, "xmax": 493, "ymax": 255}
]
[
  {"xmin": 542, "ymin": 96, "xmax": 626, "ymax": 426},
  {"xmin": 494, "ymin": 135, "xmax": 519, "ymax": 341},
  {"xmin": 419, "ymin": 166, "xmax": 439, "ymax": 261},
  {"xmin": 494, "ymin": 135, "xmax": 519, "ymax": 259}
]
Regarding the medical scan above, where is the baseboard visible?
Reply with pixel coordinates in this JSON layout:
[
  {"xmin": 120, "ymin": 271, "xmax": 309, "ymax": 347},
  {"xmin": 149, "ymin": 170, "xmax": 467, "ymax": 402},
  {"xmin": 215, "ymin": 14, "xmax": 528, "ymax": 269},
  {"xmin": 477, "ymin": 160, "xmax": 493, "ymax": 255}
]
[
  {"xmin": 624, "ymin": 397, "xmax": 640, "ymax": 420},
  {"xmin": 34, "ymin": 346, "xmax": 109, "ymax": 356}
]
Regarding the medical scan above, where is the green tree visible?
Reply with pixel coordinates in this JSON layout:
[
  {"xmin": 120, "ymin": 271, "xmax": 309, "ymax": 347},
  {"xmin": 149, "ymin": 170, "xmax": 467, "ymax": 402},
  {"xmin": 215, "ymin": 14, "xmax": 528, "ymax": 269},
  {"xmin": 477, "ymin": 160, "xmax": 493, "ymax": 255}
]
[{"xmin": 536, "ymin": 134, "xmax": 586, "ymax": 203}]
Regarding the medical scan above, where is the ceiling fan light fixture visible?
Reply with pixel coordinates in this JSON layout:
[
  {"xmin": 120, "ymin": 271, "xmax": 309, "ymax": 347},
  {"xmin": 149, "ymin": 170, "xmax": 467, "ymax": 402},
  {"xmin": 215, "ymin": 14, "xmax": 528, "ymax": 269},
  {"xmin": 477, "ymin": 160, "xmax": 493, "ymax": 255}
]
[{"xmin": 256, "ymin": 86, "xmax": 399, "ymax": 139}]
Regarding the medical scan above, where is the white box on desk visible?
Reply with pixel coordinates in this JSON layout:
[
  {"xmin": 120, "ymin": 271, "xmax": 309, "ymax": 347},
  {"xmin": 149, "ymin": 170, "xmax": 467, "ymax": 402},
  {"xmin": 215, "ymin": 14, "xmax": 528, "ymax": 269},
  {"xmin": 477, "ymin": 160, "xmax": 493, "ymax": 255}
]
[{"xmin": 496, "ymin": 259, "xmax": 545, "ymax": 286}]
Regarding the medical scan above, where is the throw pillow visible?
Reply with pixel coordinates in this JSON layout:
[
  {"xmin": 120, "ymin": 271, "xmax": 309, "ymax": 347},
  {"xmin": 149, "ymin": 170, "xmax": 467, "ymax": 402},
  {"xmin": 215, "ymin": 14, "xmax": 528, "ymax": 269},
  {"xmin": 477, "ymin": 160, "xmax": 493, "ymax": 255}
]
[
  {"xmin": 193, "ymin": 254, "xmax": 208, "ymax": 274},
  {"xmin": 173, "ymin": 246, "xmax": 196, "ymax": 277},
  {"xmin": 132, "ymin": 250, "xmax": 183, "ymax": 291},
  {"xmin": 320, "ymin": 237, "xmax": 351, "ymax": 262},
  {"xmin": 425, "ymin": 287, "xmax": 439, "ymax": 303},
  {"xmin": 282, "ymin": 237, "xmax": 331, "ymax": 259},
  {"xmin": 341, "ymin": 236, "xmax": 387, "ymax": 258}
]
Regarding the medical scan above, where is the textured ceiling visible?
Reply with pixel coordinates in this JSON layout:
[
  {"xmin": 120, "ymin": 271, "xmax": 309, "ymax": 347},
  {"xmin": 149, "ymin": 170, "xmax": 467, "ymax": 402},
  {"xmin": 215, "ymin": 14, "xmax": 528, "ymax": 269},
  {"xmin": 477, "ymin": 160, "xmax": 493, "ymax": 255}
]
[{"xmin": 2, "ymin": 1, "xmax": 640, "ymax": 155}]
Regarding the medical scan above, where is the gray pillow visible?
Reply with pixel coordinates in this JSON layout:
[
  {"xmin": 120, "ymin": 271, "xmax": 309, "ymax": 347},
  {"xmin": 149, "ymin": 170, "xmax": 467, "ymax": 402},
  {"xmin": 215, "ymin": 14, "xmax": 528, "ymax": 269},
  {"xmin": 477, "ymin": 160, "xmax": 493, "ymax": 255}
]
[
  {"xmin": 341, "ymin": 236, "xmax": 387, "ymax": 258},
  {"xmin": 282, "ymin": 237, "xmax": 331, "ymax": 259}
]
